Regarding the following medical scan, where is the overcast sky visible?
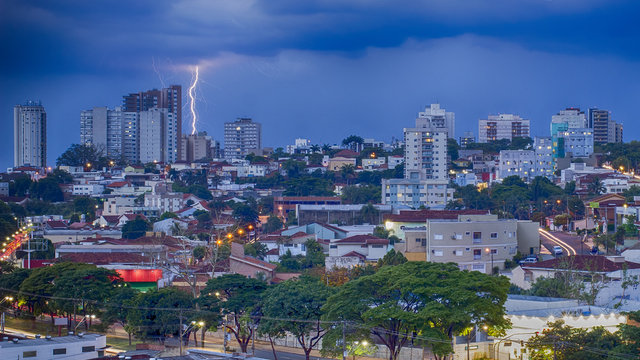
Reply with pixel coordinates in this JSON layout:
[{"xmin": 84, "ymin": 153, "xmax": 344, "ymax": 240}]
[{"xmin": 2, "ymin": 0, "xmax": 640, "ymax": 168}]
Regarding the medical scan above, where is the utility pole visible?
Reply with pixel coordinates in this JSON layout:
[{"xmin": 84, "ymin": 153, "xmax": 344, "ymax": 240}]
[
  {"xmin": 342, "ymin": 321, "xmax": 347, "ymax": 360},
  {"xmin": 252, "ymin": 322, "xmax": 256, "ymax": 355},
  {"xmin": 179, "ymin": 309, "xmax": 184, "ymax": 356}
]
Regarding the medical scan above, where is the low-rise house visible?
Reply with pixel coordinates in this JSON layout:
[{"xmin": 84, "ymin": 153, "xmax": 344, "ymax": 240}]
[
  {"xmin": 296, "ymin": 204, "xmax": 392, "ymax": 226},
  {"xmin": 0, "ymin": 333, "xmax": 107, "ymax": 360},
  {"xmin": 325, "ymin": 234, "xmax": 389, "ymax": 270},
  {"xmin": 327, "ymin": 157, "xmax": 357, "ymax": 172},
  {"xmin": 229, "ymin": 243, "xmax": 277, "ymax": 280},
  {"xmin": 513, "ymin": 255, "xmax": 640, "ymax": 289},
  {"xmin": 72, "ymin": 184, "xmax": 105, "ymax": 196},
  {"xmin": 258, "ymin": 231, "xmax": 316, "ymax": 259}
]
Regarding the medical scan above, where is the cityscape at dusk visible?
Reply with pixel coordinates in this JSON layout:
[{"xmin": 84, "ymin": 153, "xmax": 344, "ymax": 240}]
[{"xmin": 2, "ymin": 1, "xmax": 640, "ymax": 360}]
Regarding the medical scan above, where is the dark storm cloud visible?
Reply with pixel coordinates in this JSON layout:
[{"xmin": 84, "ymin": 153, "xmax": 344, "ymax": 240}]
[{"xmin": 2, "ymin": 0, "xmax": 640, "ymax": 168}]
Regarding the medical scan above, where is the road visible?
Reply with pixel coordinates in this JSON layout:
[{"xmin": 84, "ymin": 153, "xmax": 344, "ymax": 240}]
[{"xmin": 539, "ymin": 229, "xmax": 589, "ymax": 256}]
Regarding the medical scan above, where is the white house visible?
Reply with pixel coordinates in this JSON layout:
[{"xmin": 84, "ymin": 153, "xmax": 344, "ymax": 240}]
[
  {"xmin": 0, "ymin": 333, "xmax": 107, "ymax": 360},
  {"xmin": 72, "ymin": 184, "xmax": 105, "ymax": 196}
]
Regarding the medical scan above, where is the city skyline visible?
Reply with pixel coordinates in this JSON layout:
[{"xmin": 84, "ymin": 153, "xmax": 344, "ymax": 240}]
[{"xmin": 2, "ymin": 1, "xmax": 640, "ymax": 169}]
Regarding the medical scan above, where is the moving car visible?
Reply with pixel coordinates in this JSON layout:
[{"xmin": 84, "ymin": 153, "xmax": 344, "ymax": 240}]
[
  {"xmin": 519, "ymin": 256, "xmax": 538, "ymax": 265},
  {"xmin": 553, "ymin": 246, "xmax": 563, "ymax": 256}
]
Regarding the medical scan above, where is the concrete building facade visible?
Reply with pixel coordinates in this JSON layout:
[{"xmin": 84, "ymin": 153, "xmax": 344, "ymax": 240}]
[
  {"xmin": 224, "ymin": 118, "xmax": 262, "ymax": 159},
  {"xmin": 14, "ymin": 101, "xmax": 47, "ymax": 167},
  {"xmin": 381, "ymin": 178, "xmax": 453, "ymax": 209},
  {"xmin": 404, "ymin": 123, "xmax": 448, "ymax": 180},
  {"xmin": 416, "ymin": 103, "xmax": 455, "ymax": 139},
  {"xmin": 478, "ymin": 114, "xmax": 530, "ymax": 143}
]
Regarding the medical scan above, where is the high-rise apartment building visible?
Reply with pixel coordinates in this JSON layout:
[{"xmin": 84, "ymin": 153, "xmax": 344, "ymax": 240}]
[
  {"xmin": 224, "ymin": 118, "xmax": 262, "ymax": 159},
  {"xmin": 550, "ymin": 108, "xmax": 593, "ymax": 159},
  {"xmin": 138, "ymin": 108, "xmax": 177, "ymax": 164},
  {"xmin": 80, "ymin": 106, "xmax": 124, "ymax": 159},
  {"xmin": 404, "ymin": 117, "xmax": 448, "ymax": 181},
  {"xmin": 14, "ymin": 101, "xmax": 47, "ymax": 167},
  {"xmin": 123, "ymin": 85, "xmax": 182, "ymax": 160},
  {"xmin": 179, "ymin": 132, "xmax": 212, "ymax": 162},
  {"xmin": 416, "ymin": 103, "xmax": 455, "ymax": 139},
  {"xmin": 588, "ymin": 108, "xmax": 622, "ymax": 144},
  {"xmin": 478, "ymin": 114, "xmax": 530, "ymax": 143}
]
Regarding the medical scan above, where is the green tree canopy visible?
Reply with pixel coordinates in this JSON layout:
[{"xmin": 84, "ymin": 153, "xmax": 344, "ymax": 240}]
[
  {"xmin": 121, "ymin": 217, "xmax": 150, "ymax": 239},
  {"xmin": 322, "ymin": 262, "xmax": 510, "ymax": 360},
  {"xmin": 261, "ymin": 276, "xmax": 334, "ymax": 360},
  {"xmin": 262, "ymin": 214, "xmax": 283, "ymax": 233},
  {"xmin": 199, "ymin": 274, "xmax": 268, "ymax": 352},
  {"xmin": 56, "ymin": 144, "xmax": 109, "ymax": 168}
]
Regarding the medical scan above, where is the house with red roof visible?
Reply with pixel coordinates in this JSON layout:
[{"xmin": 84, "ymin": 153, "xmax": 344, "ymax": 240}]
[
  {"xmin": 325, "ymin": 234, "xmax": 389, "ymax": 269},
  {"xmin": 512, "ymin": 255, "xmax": 640, "ymax": 291},
  {"xmin": 229, "ymin": 242, "xmax": 277, "ymax": 280}
]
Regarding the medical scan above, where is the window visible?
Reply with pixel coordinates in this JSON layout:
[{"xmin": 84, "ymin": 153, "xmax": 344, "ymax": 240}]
[
  {"xmin": 434, "ymin": 234, "xmax": 443, "ymax": 240},
  {"xmin": 371, "ymin": 244, "xmax": 384, "ymax": 248},
  {"xmin": 53, "ymin": 348, "xmax": 67, "ymax": 355},
  {"xmin": 473, "ymin": 232, "xmax": 482, "ymax": 243},
  {"xmin": 454, "ymin": 250, "xmax": 463, "ymax": 256},
  {"xmin": 23, "ymin": 351, "xmax": 37, "ymax": 358},
  {"xmin": 433, "ymin": 250, "xmax": 443, "ymax": 256},
  {"xmin": 473, "ymin": 249, "xmax": 481, "ymax": 260},
  {"xmin": 82, "ymin": 346, "xmax": 95, "ymax": 353},
  {"xmin": 490, "ymin": 232, "xmax": 498, "ymax": 239}
]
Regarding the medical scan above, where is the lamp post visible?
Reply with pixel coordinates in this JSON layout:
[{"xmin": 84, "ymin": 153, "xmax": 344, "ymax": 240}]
[
  {"xmin": 485, "ymin": 248, "xmax": 494, "ymax": 275},
  {"xmin": 1, "ymin": 296, "xmax": 14, "ymax": 335}
]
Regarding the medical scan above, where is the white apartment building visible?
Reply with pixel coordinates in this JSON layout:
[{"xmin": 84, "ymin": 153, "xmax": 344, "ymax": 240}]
[
  {"xmin": 478, "ymin": 114, "xmax": 530, "ymax": 143},
  {"xmin": 416, "ymin": 103, "xmax": 455, "ymax": 138},
  {"xmin": 362, "ymin": 157, "xmax": 386, "ymax": 170},
  {"xmin": 499, "ymin": 150, "xmax": 536, "ymax": 181},
  {"xmin": 533, "ymin": 137, "xmax": 554, "ymax": 178},
  {"xmin": 560, "ymin": 128, "xmax": 594, "ymax": 157},
  {"xmin": 102, "ymin": 196, "xmax": 136, "ymax": 216},
  {"xmin": 236, "ymin": 164, "xmax": 268, "ymax": 177},
  {"xmin": 14, "ymin": 101, "xmax": 47, "ymax": 167},
  {"xmin": 387, "ymin": 155, "xmax": 404, "ymax": 169},
  {"xmin": 404, "ymin": 124, "xmax": 447, "ymax": 180},
  {"xmin": 286, "ymin": 138, "xmax": 312, "ymax": 154},
  {"xmin": 551, "ymin": 108, "xmax": 586, "ymax": 129},
  {"xmin": 381, "ymin": 178, "xmax": 453, "ymax": 209},
  {"xmin": 144, "ymin": 192, "xmax": 185, "ymax": 213},
  {"xmin": 72, "ymin": 184, "xmax": 105, "ymax": 196},
  {"xmin": 80, "ymin": 106, "xmax": 124, "ymax": 158},
  {"xmin": 122, "ymin": 111, "xmax": 139, "ymax": 163},
  {"xmin": 224, "ymin": 118, "xmax": 262, "ymax": 159},
  {"xmin": 139, "ymin": 108, "xmax": 177, "ymax": 163}
]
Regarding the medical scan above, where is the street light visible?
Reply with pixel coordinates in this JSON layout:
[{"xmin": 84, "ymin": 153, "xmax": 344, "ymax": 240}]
[
  {"xmin": 1, "ymin": 296, "xmax": 14, "ymax": 334},
  {"xmin": 485, "ymin": 248, "xmax": 494, "ymax": 275}
]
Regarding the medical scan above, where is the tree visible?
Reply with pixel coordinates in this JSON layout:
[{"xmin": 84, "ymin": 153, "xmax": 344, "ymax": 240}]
[
  {"xmin": 244, "ymin": 242, "xmax": 268, "ymax": 260},
  {"xmin": 193, "ymin": 246, "xmax": 207, "ymax": 262},
  {"xmin": 29, "ymin": 178, "xmax": 64, "ymax": 202},
  {"xmin": 527, "ymin": 320, "xmax": 634, "ymax": 360},
  {"xmin": 376, "ymin": 249, "xmax": 406, "ymax": 268},
  {"xmin": 261, "ymin": 277, "xmax": 334, "ymax": 360},
  {"xmin": 127, "ymin": 287, "xmax": 195, "ymax": 344},
  {"xmin": 101, "ymin": 286, "xmax": 139, "ymax": 345},
  {"xmin": 200, "ymin": 274, "xmax": 267, "ymax": 352},
  {"xmin": 9, "ymin": 174, "xmax": 32, "ymax": 196},
  {"xmin": 263, "ymin": 214, "xmax": 284, "ymax": 233},
  {"xmin": 301, "ymin": 239, "xmax": 325, "ymax": 269},
  {"xmin": 588, "ymin": 177, "xmax": 606, "ymax": 195},
  {"xmin": 122, "ymin": 217, "xmax": 150, "ymax": 239},
  {"xmin": 322, "ymin": 262, "xmax": 510, "ymax": 360},
  {"xmin": 342, "ymin": 135, "xmax": 364, "ymax": 152},
  {"xmin": 342, "ymin": 185, "xmax": 380, "ymax": 205},
  {"xmin": 160, "ymin": 212, "xmax": 178, "ymax": 220},
  {"xmin": 447, "ymin": 138, "xmax": 459, "ymax": 161},
  {"xmin": 340, "ymin": 164, "xmax": 356, "ymax": 185},
  {"xmin": 56, "ymin": 144, "xmax": 108, "ymax": 168},
  {"xmin": 232, "ymin": 203, "xmax": 259, "ymax": 225},
  {"xmin": 359, "ymin": 203, "xmax": 379, "ymax": 224},
  {"xmin": 527, "ymin": 276, "xmax": 581, "ymax": 299}
]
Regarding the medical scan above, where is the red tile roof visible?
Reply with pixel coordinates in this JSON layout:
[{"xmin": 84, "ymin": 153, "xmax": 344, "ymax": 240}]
[
  {"xmin": 107, "ymin": 181, "xmax": 130, "ymax": 188},
  {"xmin": 384, "ymin": 209, "xmax": 489, "ymax": 222},
  {"xmin": 522, "ymin": 255, "xmax": 640, "ymax": 273},
  {"xmin": 333, "ymin": 149, "xmax": 359, "ymax": 158},
  {"xmin": 266, "ymin": 248, "xmax": 279, "ymax": 255},
  {"xmin": 342, "ymin": 251, "xmax": 367, "ymax": 260},
  {"xmin": 333, "ymin": 234, "xmax": 388, "ymax": 245},
  {"xmin": 55, "ymin": 253, "xmax": 151, "ymax": 265},
  {"xmin": 46, "ymin": 220, "xmax": 68, "ymax": 229}
]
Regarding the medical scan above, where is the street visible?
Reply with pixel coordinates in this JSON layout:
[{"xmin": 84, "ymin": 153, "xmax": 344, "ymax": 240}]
[{"xmin": 539, "ymin": 229, "xmax": 591, "ymax": 256}]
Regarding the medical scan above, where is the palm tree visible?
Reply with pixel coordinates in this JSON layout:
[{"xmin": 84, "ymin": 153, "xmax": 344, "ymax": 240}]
[
  {"xmin": 360, "ymin": 203, "xmax": 379, "ymax": 224},
  {"xmin": 340, "ymin": 164, "xmax": 356, "ymax": 185},
  {"xmin": 588, "ymin": 177, "xmax": 606, "ymax": 195},
  {"xmin": 310, "ymin": 144, "xmax": 321, "ymax": 153},
  {"xmin": 321, "ymin": 144, "xmax": 331, "ymax": 154}
]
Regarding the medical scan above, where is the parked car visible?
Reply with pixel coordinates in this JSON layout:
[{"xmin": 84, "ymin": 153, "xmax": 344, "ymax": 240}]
[
  {"xmin": 519, "ymin": 256, "xmax": 538, "ymax": 265},
  {"xmin": 553, "ymin": 246, "xmax": 563, "ymax": 256}
]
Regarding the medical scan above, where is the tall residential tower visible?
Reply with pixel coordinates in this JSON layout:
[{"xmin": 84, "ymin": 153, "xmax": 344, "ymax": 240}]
[
  {"xmin": 14, "ymin": 101, "xmax": 47, "ymax": 167},
  {"xmin": 224, "ymin": 118, "xmax": 262, "ymax": 159}
]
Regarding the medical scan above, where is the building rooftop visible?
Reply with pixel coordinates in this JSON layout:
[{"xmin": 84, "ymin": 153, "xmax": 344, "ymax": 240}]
[{"xmin": 0, "ymin": 333, "xmax": 104, "ymax": 349}]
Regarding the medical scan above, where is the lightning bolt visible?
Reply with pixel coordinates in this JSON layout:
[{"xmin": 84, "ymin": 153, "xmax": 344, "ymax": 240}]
[{"xmin": 188, "ymin": 65, "xmax": 199, "ymax": 135}]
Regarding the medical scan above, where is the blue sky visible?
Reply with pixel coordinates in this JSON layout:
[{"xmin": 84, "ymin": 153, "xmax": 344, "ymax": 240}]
[{"xmin": 1, "ymin": 0, "xmax": 640, "ymax": 168}]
